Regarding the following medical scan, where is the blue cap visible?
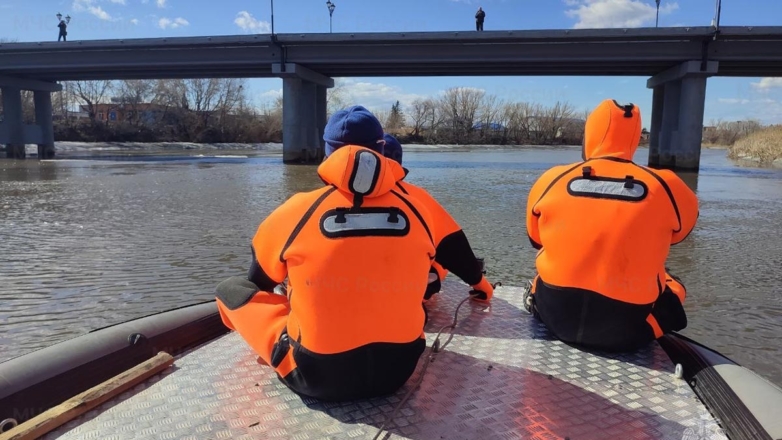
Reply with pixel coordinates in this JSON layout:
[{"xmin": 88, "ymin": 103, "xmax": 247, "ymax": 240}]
[
  {"xmin": 323, "ymin": 105, "xmax": 385, "ymax": 157},
  {"xmin": 383, "ymin": 134, "xmax": 403, "ymax": 165}
]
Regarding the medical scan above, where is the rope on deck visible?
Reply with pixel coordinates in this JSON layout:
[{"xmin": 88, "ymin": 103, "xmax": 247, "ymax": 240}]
[{"xmin": 372, "ymin": 282, "xmax": 502, "ymax": 440}]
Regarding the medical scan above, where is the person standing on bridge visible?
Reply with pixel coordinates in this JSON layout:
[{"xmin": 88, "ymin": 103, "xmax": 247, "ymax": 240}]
[
  {"xmin": 57, "ymin": 19, "xmax": 68, "ymax": 42},
  {"xmin": 523, "ymin": 98, "xmax": 699, "ymax": 352},
  {"xmin": 475, "ymin": 7, "xmax": 485, "ymax": 31},
  {"xmin": 382, "ymin": 133, "xmax": 495, "ymax": 305}
]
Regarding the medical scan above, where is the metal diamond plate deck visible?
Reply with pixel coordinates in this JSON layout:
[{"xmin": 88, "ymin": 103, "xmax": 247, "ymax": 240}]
[{"xmin": 45, "ymin": 280, "xmax": 727, "ymax": 440}]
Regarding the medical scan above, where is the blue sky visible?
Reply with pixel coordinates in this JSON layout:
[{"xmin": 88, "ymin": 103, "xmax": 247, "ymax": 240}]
[{"xmin": 2, "ymin": 0, "xmax": 782, "ymax": 128}]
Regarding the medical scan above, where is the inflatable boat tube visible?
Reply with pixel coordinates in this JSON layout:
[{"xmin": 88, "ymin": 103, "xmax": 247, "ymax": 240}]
[
  {"xmin": 661, "ymin": 333, "xmax": 782, "ymax": 440},
  {"xmin": 0, "ymin": 300, "xmax": 228, "ymax": 427},
  {"xmin": 3, "ymin": 299, "xmax": 782, "ymax": 440}
]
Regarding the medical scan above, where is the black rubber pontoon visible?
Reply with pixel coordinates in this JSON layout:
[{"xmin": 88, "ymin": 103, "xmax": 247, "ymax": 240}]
[{"xmin": 1, "ymin": 281, "xmax": 779, "ymax": 439}]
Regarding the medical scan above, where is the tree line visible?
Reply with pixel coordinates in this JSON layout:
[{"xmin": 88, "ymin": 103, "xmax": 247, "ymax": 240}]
[
  {"xmin": 3, "ymin": 77, "xmax": 766, "ymax": 147},
  {"xmin": 40, "ymin": 79, "xmax": 280, "ymax": 143}
]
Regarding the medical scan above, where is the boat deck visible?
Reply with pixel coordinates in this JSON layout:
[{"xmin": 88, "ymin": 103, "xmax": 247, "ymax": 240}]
[{"xmin": 45, "ymin": 281, "xmax": 728, "ymax": 440}]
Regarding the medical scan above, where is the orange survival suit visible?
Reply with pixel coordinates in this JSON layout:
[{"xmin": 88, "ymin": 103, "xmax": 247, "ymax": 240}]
[
  {"xmin": 388, "ymin": 161, "xmax": 494, "ymax": 303},
  {"xmin": 215, "ymin": 145, "xmax": 437, "ymax": 401},
  {"xmin": 525, "ymin": 99, "xmax": 699, "ymax": 351}
]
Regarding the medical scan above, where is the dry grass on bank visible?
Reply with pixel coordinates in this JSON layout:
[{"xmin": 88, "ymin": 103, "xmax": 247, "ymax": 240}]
[{"xmin": 728, "ymin": 125, "xmax": 782, "ymax": 164}]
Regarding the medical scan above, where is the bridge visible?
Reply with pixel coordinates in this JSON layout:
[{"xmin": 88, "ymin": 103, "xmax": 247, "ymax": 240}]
[{"xmin": 2, "ymin": 26, "xmax": 782, "ymax": 169}]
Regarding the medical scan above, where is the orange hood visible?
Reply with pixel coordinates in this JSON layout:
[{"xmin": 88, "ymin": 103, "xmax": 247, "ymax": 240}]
[
  {"xmin": 388, "ymin": 159, "xmax": 409, "ymax": 181},
  {"xmin": 317, "ymin": 145, "xmax": 400, "ymax": 198},
  {"xmin": 583, "ymin": 99, "xmax": 642, "ymax": 161}
]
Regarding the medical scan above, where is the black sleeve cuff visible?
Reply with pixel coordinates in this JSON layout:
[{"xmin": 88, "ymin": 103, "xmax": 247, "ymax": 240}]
[
  {"xmin": 435, "ymin": 230, "xmax": 483, "ymax": 286},
  {"xmin": 248, "ymin": 245, "xmax": 280, "ymax": 292}
]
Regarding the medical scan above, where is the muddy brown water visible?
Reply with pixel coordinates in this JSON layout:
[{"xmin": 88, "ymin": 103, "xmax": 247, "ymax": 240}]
[{"xmin": 1, "ymin": 146, "xmax": 781, "ymax": 388}]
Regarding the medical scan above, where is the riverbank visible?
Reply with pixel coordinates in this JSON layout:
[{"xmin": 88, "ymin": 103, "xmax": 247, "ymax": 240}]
[
  {"xmin": 728, "ymin": 125, "xmax": 782, "ymax": 168},
  {"xmin": 4, "ymin": 141, "xmax": 583, "ymax": 156},
  {"xmin": 4, "ymin": 141, "xmax": 782, "ymax": 169}
]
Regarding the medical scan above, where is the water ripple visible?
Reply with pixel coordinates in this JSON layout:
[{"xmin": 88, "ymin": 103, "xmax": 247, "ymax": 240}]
[{"xmin": 1, "ymin": 148, "xmax": 781, "ymax": 387}]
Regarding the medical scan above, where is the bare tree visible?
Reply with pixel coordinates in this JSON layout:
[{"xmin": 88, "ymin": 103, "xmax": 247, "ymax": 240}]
[
  {"xmin": 423, "ymin": 98, "xmax": 444, "ymax": 135},
  {"xmin": 478, "ymin": 94, "xmax": 502, "ymax": 138},
  {"xmin": 52, "ymin": 84, "xmax": 75, "ymax": 122},
  {"xmin": 439, "ymin": 87, "xmax": 485, "ymax": 140},
  {"xmin": 536, "ymin": 101, "xmax": 576, "ymax": 144},
  {"xmin": 69, "ymin": 80, "xmax": 114, "ymax": 120},
  {"xmin": 374, "ymin": 109, "xmax": 390, "ymax": 128},
  {"xmin": 327, "ymin": 79, "xmax": 349, "ymax": 116},
  {"xmin": 408, "ymin": 98, "xmax": 430, "ymax": 137},
  {"xmin": 116, "ymin": 80, "xmax": 156, "ymax": 126}
]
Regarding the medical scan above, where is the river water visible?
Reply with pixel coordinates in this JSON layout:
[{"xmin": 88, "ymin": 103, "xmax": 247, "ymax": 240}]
[{"xmin": 1, "ymin": 146, "xmax": 781, "ymax": 388}]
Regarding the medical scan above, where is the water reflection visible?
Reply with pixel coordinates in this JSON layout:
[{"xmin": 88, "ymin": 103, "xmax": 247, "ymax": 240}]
[
  {"xmin": 678, "ymin": 172, "xmax": 699, "ymax": 193},
  {"xmin": 0, "ymin": 159, "xmax": 62, "ymax": 182}
]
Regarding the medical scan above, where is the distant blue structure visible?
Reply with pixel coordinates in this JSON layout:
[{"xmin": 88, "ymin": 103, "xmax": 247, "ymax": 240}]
[{"xmin": 473, "ymin": 122, "xmax": 505, "ymax": 131}]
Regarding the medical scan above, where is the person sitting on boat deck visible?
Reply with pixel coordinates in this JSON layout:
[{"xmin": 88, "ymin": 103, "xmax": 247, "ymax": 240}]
[
  {"xmin": 215, "ymin": 106, "xmax": 490, "ymax": 402},
  {"xmin": 383, "ymin": 133, "xmax": 493, "ymax": 304},
  {"xmin": 524, "ymin": 98, "xmax": 699, "ymax": 352}
]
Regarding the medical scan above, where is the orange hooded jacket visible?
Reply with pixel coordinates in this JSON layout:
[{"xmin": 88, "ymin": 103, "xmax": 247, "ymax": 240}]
[
  {"xmin": 525, "ymin": 100, "xmax": 698, "ymax": 348},
  {"xmin": 389, "ymin": 161, "xmax": 493, "ymax": 302},
  {"xmin": 239, "ymin": 145, "xmax": 437, "ymax": 400}
]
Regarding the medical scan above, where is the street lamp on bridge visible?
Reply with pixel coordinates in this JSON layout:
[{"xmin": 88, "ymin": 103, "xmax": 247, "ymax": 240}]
[
  {"xmin": 326, "ymin": 1, "xmax": 335, "ymax": 33},
  {"xmin": 56, "ymin": 12, "xmax": 71, "ymax": 42},
  {"xmin": 56, "ymin": 12, "xmax": 72, "ymax": 24},
  {"xmin": 655, "ymin": 0, "xmax": 661, "ymax": 28}
]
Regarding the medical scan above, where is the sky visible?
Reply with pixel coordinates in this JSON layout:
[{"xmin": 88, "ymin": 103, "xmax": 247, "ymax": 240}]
[{"xmin": 2, "ymin": 0, "xmax": 782, "ymax": 128}]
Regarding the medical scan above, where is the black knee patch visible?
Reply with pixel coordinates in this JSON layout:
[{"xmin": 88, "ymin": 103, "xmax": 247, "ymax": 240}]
[
  {"xmin": 652, "ymin": 288, "xmax": 688, "ymax": 333},
  {"xmin": 216, "ymin": 277, "xmax": 260, "ymax": 310}
]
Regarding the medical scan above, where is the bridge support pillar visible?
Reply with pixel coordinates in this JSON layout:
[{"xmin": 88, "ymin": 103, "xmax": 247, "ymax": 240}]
[
  {"xmin": 35, "ymin": 91, "xmax": 55, "ymax": 159},
  {"xmin": 646, "ymin": 61, "xmax": 718, "ymax": 172},
  {"xmin": 0, "ymin": 78, "xmax": 62, "ymax": 160},
  {"xmin": 273, "ymin": 63, "xmax": 334, "ymax": 164},
  {"xmin": 1, "ymin": 86, "xmax": 26, "ymax": 159}
]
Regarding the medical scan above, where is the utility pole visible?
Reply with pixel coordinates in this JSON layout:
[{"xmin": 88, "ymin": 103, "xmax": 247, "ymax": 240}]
[
  {"xmin": 655, "ymin": 0, "xmax": 661, "ymax": 28},
  {"xmin": 270, "ymin": 0, "xmax": 275, "ymax": 35},
  {"xmin": 713, "ymin": 0, "xmax": 722, "ymax": 31}
]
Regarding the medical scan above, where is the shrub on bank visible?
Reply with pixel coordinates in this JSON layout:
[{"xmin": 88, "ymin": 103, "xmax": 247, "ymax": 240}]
[{"xmin": 728, "ymin": 125, "xmax": 782, "ymax": 164}]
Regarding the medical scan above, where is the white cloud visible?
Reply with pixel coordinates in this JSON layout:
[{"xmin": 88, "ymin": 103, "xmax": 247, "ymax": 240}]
[
  {"xmin": 234, "ymin": 11, "xmax": 271, "ymax": 33},
  {"xmin": 717, "ymin": 97, "xmax": 776, "ymax": 105},
  {"xmin": 709, "ymin": 97, "xmax": 782, "ymax": 123},
  {"xmin": 90, "ymin": 6, "xmax": 111, "ymax": 20},
  {"xmin": 158, "ymin": 17, "xmax": 188, "ymax": 29},
  {"xmin": 260, "ymin": 89, "xmax": 282, "ymax": 101},
  {"xmin": 751, "ymin": 78, "xmax": 782, "ymax": 90},
  {"xmin": 109, "ymin": 0, "xmax": 125, "ymax": 4},
  {"xmin": 565, "ymin": 0, "xmax": 679, "ymax": 29},
  {"xmin": 130, "ymin": 18, "xmax": 138, "ymax": 25},
  {"xmin": 337, "ymin": 79, "xmax": 428, "ymax": 111},
  {"xmin": 258, "ymin": 79, "xmax": 427, "ymax": 112},
  {"xmin": 718, "ymin": 98, "xmax": 750, "ymax": 105},
  {"xmin": 72, "ymin": 0, "xmax": 116, "ymax": 20},
  {"xmin": 156, "ymin": 0, "xmax": 166, "ymax": 8}
]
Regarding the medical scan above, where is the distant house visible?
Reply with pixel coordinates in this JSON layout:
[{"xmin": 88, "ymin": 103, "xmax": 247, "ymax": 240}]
[{"xmin": 81, "ymin": 103, "xmax": 168, "ymax": 125}]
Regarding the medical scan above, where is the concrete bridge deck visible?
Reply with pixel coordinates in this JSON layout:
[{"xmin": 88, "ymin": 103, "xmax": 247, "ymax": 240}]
[
  {"xmin": 2, "ymin": 26, "xmax": 782, "ymax": 168},
  {"xmin": 2, "ymin": 27, "xmax": 782, "ymax": 80}
]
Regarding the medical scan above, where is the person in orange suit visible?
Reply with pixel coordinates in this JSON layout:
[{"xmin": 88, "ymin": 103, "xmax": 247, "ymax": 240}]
[
  {"xmin": 524, "ymin": 99, "xmax": 699, "ymax": 351},
  {"xmin": 215, "ymin": 106, "xmax": 493, "ymax": 402},
  {"xmin": 382, "ymin": 133, "xmax": 494, "ymax": 304}
]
